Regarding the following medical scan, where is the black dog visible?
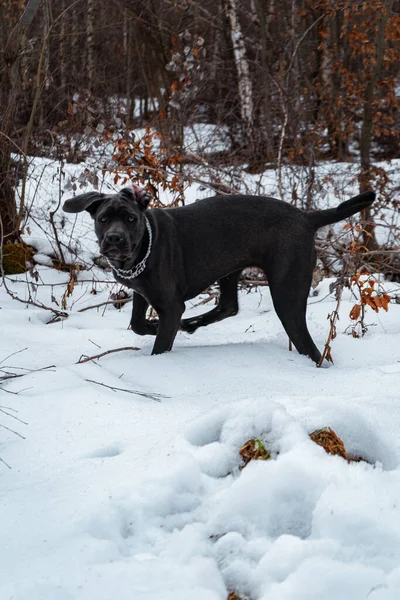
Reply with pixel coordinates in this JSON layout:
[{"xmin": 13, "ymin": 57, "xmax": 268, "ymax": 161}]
[{"xmin": 63, "ymin": 187, "xmax": 375, "ymax": 362}]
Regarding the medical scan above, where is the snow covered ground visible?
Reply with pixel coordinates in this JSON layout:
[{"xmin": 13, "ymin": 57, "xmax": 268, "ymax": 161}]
[{"xmin": 1, "ymin": 157, "xmax": 400, "ymax": 600}]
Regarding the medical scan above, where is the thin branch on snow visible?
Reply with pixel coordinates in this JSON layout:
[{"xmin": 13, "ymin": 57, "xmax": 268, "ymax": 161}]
[
  {"xmin": 2, "ymin": 280, "xmax": 69, "ymax": 321},
  {"xmin": 6, "ymin": 278, "xmax": 114, "ymax": 288},
  {"xmin": 0, "ymin": 387, "xmax": 24, "ymax": 395},
  {"xmin": 0, "ymin": 348, "xmax": 28, "ymax": 365},
  {"xmin": 88, "ymin": 339, "xmax": 101, "ymax": 349},
  {"xmin": 77, "ymin": 296, "xmax": 133, "ymax": 313},
  {"xmin": 0, "ymin": 407, "xmax": 28, "ymax": 425},
  {"xmin": 0, "ymin": 421, "xmax": 26, "ymax": 439},
  {"xmin": 84, "ymin": 378, "xmax": 167, "ymax": 402},
  {"xmin": 77, "ymin": 346, "xmax": 140, "ymax": 364},
  {"xmin": 0, "ymin": 365, "xmax": 56, "ymax": 384},
  {"xmin": 0, "ymin": 363, "xmax": 55, "ymax": 397}
]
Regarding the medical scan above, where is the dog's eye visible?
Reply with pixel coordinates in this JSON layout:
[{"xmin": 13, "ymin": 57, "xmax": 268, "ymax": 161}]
[
  {"xmin": 128, "ymin": 216, "xmax": 136, "ymax": 222},
  {"xmin": 99, "ymin": 216, "xmax": 107, "ymax": 223}
]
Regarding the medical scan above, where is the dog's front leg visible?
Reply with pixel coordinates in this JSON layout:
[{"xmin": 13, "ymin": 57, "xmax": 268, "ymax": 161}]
[
  {"xmin": 151, "ymin": 301, "xmax": 185, "ymax": 355},
  {"xmin": 130, "ymin": 292, "xmax": 158, "ymax": 336}
]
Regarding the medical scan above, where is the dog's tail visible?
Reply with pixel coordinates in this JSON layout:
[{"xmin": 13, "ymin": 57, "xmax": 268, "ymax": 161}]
[{"xmin": 307, "ymin": 191, "xmax": 376, "ymax": 231}]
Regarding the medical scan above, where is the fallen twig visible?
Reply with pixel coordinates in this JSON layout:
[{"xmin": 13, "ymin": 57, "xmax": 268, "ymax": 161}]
[
  {"xmin": 84, "ymin": 378, "xmax": 167, "ymax": 402},
  {"xmin": 0, "ymin": 348, "xmax": 28, "ymax": 364},
  {"xmin": 0, "ymin": 422, "xmax": 26, "ymax": 439},
  {"xmin": 89, "ymin": 339, "xmax": 101, "ymax": 349},
  {"xmin": 0, "ymin": 364, "xmax": 56, "ymax": 383},
  {"xmin": 77, "ymin": 346, "xmax": 140, "ymax": 364},
  {"xmin": 1, "ymin": 267, "xmax": 69, "ymax": 320},
  {"xmin": 0, "ymin": 457, "xmax": 11, "ymax": 469},
  {"xmin": 7, "ymin": 278, "xmax": 114, "ymax": 287},
  {"xmin": 0, "ymin": 407, "xmax": 28, "ymax": 425},
  {"xmin": 77, "ymin": 296, "xmax": 132, "ymax": 313},
  {"xmin": 0, "ymin": 387, "xmax": 29, "ymax": 395}
]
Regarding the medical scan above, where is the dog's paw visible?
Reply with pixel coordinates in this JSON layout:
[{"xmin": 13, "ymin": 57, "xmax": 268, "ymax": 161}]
[
  {"xmin": 130, "ymin": 320, "xmax": 158, "ymax": 336},
  {"xmin": 180, "ymin": 319, "xmax": 199, "ymax": 334}
]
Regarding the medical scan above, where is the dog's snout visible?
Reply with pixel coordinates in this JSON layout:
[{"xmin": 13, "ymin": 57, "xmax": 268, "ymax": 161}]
[{"xmin": 106, "ymin": 232, "xmax": 125, "ymax": 245}]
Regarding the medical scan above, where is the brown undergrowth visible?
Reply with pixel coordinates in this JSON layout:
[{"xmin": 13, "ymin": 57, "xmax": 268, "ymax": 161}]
[{"xmin": 239, "ymin": 427, "xmax": 368, "ymax": 469}]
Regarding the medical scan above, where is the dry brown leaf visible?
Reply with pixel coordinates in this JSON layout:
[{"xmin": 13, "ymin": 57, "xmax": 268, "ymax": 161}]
[
  {"xmin": 309, "ymin": 427, "xmax": 348, "ymax": 460},
  {"xmin": 349, "ymin": 303, "xmax": 361, "ymax": 321}
]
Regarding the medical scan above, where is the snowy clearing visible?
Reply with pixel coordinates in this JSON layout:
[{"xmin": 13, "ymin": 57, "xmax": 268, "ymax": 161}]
[
  {"xmin": 2, "ymin": 266, "xmax": 400, "ymax": 600},
  {"xmin": 1, "ymin": 158, "xmax": 400, "ymax": 600}
]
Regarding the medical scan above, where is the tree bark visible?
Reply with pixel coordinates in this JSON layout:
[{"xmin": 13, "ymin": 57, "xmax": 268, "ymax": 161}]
[
  {"xmin": 255, "ymin": 0, "xmax": 275, "ymax": 159},
  {"xmin": 0, "ymin": 0, "xmax": 42, "ymax": 241},
  {"xmin": 86, "ymin": 0, "xmax": 94, "ymax": 93},
  {"xmin": 360, "ymin": 0, "xmax": 394, "ymax": 181},
  {"xmin": 359, "ymin": 0, "xmax": 394, "ymax": 250},
  {"xmin": 59, "ymin": 0, "xmax": 67, "ymax": 91}
]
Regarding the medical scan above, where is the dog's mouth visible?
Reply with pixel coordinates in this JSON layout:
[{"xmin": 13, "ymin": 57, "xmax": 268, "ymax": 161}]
[{"xmin": 101, "ymin": 245, "xmax": 133, "ymax": 263}]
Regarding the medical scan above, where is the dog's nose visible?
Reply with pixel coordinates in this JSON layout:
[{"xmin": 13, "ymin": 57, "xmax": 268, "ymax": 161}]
[{"xmin": 106, "ymin": 232, "xmax": 125, "ymax": 245}]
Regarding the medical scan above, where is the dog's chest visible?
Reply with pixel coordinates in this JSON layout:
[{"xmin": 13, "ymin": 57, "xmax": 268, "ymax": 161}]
[
  {"xmin": 112, "ymin": 272, "xmax": 143, "ymax": 291},
  {"xmin": 112, "ymin": 271, "xmax": 157, "ymax": 303}
]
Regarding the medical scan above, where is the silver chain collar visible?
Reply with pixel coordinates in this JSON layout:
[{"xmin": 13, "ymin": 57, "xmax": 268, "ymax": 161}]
[{"xmin": 106, "ymin": 216, "xmax": 153, "ymax": 280}]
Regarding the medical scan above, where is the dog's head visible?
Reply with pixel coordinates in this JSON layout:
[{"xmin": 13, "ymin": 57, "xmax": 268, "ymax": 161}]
[{"xmin": 63, "ymin": 186, "xmax": 152, "ymax": 264}]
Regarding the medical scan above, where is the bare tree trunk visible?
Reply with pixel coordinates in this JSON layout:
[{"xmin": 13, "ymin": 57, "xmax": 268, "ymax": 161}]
[
  {"xmin": 290, "ymin": 0, "xmax": 301, "ymax": 117},
  {"xmin": 255, "ymin": 0, "xmax": 275, "ymax": 159},
  {"xmin": 225, "ymin": 0, "xmax": 254, "ymax": 142},
  {"xmin": 360, "ymin": 0, "xmax": 393, "ymax": 183},
  {"xmin": 86, "ymin": 0, "xmax": 94, "ymax": 93},
  {"xmin": 0, "ymin": 0, "xmax": 42, "ymax": 241},
  {"xmin": 71, "ymin": 6, "xmax": 79, "ymax": 88},
  {"xmin": 59, "ymin": 0, "xmax": 67, "ymax": 91},
  {"xmin": 359, "ymin": 0, "xmax": 394, "ymax": 250},
  {"xmin": 210, "ymin": 0, "xmax": 222, "ymax": 83},
  {"xmin": 318, "ymin": 11, "xmax": 341, "ymax": 159},
  {"xmin": 124, "ymin": 8, "xmax": 134, "ymax": 126},
  {"xmin": 43, "ymin": 0, "xmax": 51, "ymax": 91},
  {"xmin": 39, "ymin": 0, "xmax": 52, "ymax": 128}
]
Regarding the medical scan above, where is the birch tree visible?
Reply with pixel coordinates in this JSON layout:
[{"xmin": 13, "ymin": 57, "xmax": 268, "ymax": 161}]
[{"xmin": 225, "ymin": 0, "xmax": 254, "ymax": 141}]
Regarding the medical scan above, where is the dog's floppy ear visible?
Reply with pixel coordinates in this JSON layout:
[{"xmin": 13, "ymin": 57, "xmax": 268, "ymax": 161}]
[
  {"xmin": 120, "ymin": 184, "xmax": 152, "ymax": 210},
  {"xmin": 62, "ymin": 191, "xmax": 107, "ymax": 216}
]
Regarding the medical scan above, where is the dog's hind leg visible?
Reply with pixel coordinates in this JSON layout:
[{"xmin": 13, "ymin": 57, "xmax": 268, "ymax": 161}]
[
  {"xmin": 130, "ymin": 292, "xmax": 158, "ymax": 336},
  {"xmin": 180, "ymin": 270, "xmax": 241, "ymax": 334},
  {"xmin": 267, "ymin": 259, "xmax": 321, "ymax": 364}
]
